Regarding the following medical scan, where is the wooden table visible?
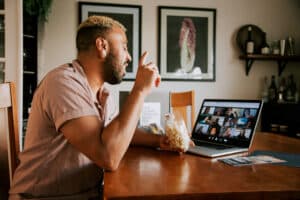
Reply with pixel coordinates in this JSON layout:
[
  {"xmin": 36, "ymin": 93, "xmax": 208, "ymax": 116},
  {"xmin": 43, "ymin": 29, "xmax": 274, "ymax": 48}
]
[{"xmin": 104, "ymin": 132, "xmax": 300, "ymax": 200}]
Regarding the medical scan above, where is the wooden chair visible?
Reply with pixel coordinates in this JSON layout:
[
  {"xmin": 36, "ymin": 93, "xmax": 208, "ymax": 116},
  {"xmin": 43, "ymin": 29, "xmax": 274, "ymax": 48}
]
[
  {"xmin": 169, "ymin": 90, "xmax": 195, "ymax": 132},
  {"xmin": 0, "ymin": 82, "xmax": 19, "ymax": 198}
]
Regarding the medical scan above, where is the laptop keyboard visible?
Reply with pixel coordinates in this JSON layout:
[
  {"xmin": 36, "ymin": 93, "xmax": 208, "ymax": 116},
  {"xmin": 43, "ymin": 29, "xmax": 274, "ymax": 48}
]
[{"xmin": 194, "ymin": 140, "xmax": 233, "ymax": 150}]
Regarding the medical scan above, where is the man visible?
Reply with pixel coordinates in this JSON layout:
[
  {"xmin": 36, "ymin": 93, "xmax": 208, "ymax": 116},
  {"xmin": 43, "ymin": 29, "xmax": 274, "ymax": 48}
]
[{"xmin": 9, "ymin": 16, "xmax": 191, "ymax": 199}]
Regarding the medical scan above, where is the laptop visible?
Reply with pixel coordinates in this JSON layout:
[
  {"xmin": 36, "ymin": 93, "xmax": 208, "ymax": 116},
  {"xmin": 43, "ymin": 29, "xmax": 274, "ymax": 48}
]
[{"xmin": 188, "ymin": 99, "xmax": 263, "ymax": 158}]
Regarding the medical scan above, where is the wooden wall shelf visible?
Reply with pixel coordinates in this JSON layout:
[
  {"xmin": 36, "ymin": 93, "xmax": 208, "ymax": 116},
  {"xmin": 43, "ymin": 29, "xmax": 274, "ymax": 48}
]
[{"xmin": 239, "ymin": 54, "xmax": 300, "ymax": 76}]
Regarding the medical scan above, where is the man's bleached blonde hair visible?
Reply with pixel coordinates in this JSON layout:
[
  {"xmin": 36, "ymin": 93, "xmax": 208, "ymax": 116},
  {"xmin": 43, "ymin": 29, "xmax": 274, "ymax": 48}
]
[
  {"xmin": 76, "ymin": 15, "xmax": 126, "ymax": 51},
  {"xmin": 78, "ymin": 15, "xmax": 126, "ymax": 32}
]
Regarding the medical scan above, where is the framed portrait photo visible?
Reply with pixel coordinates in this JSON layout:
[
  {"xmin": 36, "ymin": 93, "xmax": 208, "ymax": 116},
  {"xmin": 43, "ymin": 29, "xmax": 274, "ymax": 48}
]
[
  {"xmin": 158, "ymin": 6, "xmax": 216, "ymax": 81},
  {"xmin": 79, "ymin": 2, "xmax": 142, "ymax": 80}
]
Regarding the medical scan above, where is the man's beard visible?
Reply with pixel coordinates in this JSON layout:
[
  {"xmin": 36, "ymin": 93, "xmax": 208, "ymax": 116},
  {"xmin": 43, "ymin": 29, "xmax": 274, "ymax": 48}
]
[{"xmin": 103, "ymin": 53, "xmax": 127, "ymax": 85}]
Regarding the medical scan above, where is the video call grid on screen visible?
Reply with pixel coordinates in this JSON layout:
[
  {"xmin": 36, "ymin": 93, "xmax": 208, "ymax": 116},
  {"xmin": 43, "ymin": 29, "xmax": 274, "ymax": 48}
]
[{"xmin": 192, "ymin": 100, "xmax": 261, "ymax": 146}]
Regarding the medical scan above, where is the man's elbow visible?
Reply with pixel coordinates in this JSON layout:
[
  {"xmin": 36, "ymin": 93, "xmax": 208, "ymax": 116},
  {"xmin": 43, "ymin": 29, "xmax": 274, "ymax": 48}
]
[
  {"xmin": 102, "ymin": 157, "xmax": 121, "ymax": 171},
  {"xmin": 105, "ymin": 163, "xmax": 119, "ymax": 172}
]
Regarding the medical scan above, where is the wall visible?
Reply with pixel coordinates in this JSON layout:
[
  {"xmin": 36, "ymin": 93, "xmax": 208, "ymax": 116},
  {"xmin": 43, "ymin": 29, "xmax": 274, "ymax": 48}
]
[
  {"xmin": 5, "ymin": 1, "xmax": 22, "ymax": 86},
  {"xmin": 5, "ymin": 0, "xmax": 22, "ymax": 145},
  {"xmin": 39, "ymin": 0, "xmax": 300, "ymax": 115}
]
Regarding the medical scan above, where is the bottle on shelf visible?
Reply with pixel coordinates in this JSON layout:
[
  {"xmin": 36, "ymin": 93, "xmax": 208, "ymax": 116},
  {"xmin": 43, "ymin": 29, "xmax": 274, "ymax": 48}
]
[
  {"xmin": 261, "ymin": 32, "xmax": 270, "ymax": 54},
  {"xmin": 277, "ymin": 77, "xmax": 286, "ymax": 103},
  {"xmin": 286, "ymin": 74, "xmax": 297, "ymax": 102},
  {"xmin": 268, "ymin": 75, "xmax": 277, "ymax": 102},
  {"xmin": 246, "ymin": 26, "xmax": 254, "ymax": 54},
  {"xmin": 261, "ymin": 76, "xmax": 269, "ymax": 102},
  {"xmin": 286, "ymin": 36, "xmax": 295, "ymax": 56}
]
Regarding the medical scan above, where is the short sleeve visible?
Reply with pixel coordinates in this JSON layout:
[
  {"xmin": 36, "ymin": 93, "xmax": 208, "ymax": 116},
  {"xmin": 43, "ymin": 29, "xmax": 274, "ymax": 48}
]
[{"xmin": 42, "ymin": 67, "xmax": 99, "ymax": 131}]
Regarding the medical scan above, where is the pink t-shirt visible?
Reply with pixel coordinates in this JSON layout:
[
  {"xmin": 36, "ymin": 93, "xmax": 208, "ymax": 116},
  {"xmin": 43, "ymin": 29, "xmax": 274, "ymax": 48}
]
[{"xmin": 9, "ymin": 60, "xmax": 116, "ymax": 199}]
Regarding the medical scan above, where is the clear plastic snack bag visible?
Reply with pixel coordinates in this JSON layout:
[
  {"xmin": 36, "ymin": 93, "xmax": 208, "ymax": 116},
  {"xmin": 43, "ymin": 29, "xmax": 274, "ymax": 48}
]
[{"xmin": 164, "ymin": 113, "xmax": 190, "ymax": 152}]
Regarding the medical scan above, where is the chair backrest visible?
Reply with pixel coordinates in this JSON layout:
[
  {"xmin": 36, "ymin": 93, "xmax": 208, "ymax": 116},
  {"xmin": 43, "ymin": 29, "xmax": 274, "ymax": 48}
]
[
  {"xmin": 0, "ymin": 82, "xmax": 19, "ymax": 188},
  {"xmin": 169, "ymin": 90, "xmax": 195, "ymax": 132}
]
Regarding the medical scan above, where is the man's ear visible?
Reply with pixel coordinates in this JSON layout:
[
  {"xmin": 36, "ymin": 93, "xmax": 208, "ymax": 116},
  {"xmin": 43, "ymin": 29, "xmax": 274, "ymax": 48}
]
[{"xmin": 96, "ymin": 37, "xmax": 108, "ymax": 58}]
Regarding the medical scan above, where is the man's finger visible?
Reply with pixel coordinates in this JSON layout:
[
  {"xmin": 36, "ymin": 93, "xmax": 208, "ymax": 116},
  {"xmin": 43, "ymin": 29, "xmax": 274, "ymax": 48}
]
[
  {"xmin": 189, "ymin": 139, "xmax": 195, "ymax": 147},
  {"xmin": 155, "ymin": 75, "xmax": 161, "ymax": 87},
  {"xmin": 139, "ymin": 51, "xmax": 148, "ymax": 67}
]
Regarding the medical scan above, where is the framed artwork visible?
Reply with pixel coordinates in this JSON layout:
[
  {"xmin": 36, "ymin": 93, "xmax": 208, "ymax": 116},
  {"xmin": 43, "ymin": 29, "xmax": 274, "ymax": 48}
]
[
  {"xmin": 158, "ymin": 6, "xmax": 216, "ymax": 81},
  {"xmin": 79, "ymin": 2, "xmax": 142, "ymax": 80}
]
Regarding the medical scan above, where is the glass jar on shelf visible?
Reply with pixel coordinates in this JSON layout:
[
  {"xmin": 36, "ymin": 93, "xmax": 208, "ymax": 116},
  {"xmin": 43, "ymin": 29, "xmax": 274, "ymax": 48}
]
[{"xmin": 271, "ymin": 40, "xmax": 280, "ymax": 55}]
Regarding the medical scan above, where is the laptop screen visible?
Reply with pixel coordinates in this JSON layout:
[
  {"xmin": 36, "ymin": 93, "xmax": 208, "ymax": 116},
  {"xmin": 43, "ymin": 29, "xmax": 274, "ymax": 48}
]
[{"xmin": 191, "ymin": 99, "xmax": 263, "ymax": 147}]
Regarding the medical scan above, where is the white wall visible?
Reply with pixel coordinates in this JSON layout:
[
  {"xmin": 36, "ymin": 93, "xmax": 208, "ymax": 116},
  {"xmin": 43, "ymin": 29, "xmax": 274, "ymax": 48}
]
[
  {"xmin": 40, "ymin": 0, "xmax": 300, "ymax": 115},
  {"xmin": 5, "ymin": 0, "xmax": 23, "ymax": 144},
  {"xmin": 5, "ymin": 1, "xmax": 22, "ymax": 85}
]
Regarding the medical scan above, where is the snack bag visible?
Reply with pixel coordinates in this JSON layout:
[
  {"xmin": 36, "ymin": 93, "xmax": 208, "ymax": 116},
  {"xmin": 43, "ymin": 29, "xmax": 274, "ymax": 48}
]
[{"xmin": 164, "ymin": 113, "xmax": 190, "ymax": 152}]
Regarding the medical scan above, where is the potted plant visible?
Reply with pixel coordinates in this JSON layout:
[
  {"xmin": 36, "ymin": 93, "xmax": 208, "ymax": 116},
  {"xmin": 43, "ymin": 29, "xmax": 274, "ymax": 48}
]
[{"xmin": 24, "ymin": 0, "xmax": 53, "ymax": 22}]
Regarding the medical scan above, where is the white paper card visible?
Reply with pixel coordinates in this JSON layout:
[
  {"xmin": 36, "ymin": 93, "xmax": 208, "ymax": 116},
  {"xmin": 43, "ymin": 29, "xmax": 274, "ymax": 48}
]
[
  {"xmin": 219, "ymin": 155, "xmax": 286, "ymax": 166},
  {"xmin": 140, "ymin": 102, "xmax": 161, "ymax": 127}
]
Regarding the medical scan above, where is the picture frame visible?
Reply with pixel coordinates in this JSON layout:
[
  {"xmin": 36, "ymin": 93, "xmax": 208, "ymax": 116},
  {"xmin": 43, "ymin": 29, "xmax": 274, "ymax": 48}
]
[
  {"xmin": 158, "ymin": 6, "xmax": 216, "ymax": 81},
  {"xmin": 79, "ymin": 2, "xmax": 142, "ymax": 80}
]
